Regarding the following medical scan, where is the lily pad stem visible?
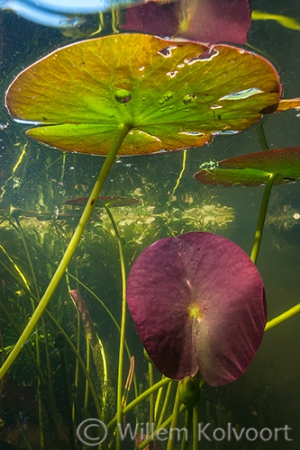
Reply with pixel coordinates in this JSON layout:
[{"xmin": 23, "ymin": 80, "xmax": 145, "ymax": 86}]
[
  {"xmin": 166, "ymin": 386, "xmax": 181, "ymax": 450},
  {"xmin": 250, "ymin": 172, "xmax": 277, "ymax": 264},
  {"xmin": 0, "ymin": 124, "xmax": 130, "ymax": 380},
  {"xmin": 104, "ymin": 205, "xmax": 127, "ymax": 450},
  {"xmin": 265, "ymin": 303, "xmax": 300, "ymax": 330},
  {"xmin": 107, "ymin": 378, "xmax": 172, "ymax": 430}
]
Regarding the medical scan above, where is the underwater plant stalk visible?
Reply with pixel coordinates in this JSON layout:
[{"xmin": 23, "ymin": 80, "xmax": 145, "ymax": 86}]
[
  {"xmin": 69, "ymin": 271, "xmax": 139, "ymax": 397},
  {"xmin": 154, "ymin": 378, "xmax": 164, "ymax": 422},
  {"xmin": 0, "ymin": 235, "xmax": 102, "ymax": 420},
  {"xmin": 180, "ymin": 408, "xmax": 192, "ymax": 450},
  {"xmin": 14, "ymin": 216, "xmax": 56, "ymax": 449},
  {"xmin": 53, "ymin": 219, "xmax": 81, "ymax": 416},
  {"xmin": 166, "ymin": 386, "xmax": 181, "ymax": 450},
  {"xmin": 169, "ymin": 150, "xmax": 187, "ymax": 202},
  {"xmin": 107, "ymin": 377, "xmax": 172, "ymax": 430},
  {"xmin": 148, "ymin": 359, "xmax": 155, "ymax": 444},
  {"xmin": 192, "ymin": 404, "xmax": 199, "ymax": 450},
  {"xmin": 16, "ymin": 415, "xmax": 34, "ymax": 450},
  {"xmin": 156, "ymin": 380, "xmax": 173, "ymax": 427},
  {"xmin": 0, "ymin": 301, "xmax": 63, "ymax": 448},
  {"xmin": 55, "ymin": 332, "xmax": 76, "ymax": 450},
  {"xmin": 136, "ymin": 404, "xmax": 187, "ymax": 450},
  {"xmin": 250, "ymin": 172, "xmax": 277, "ymax": 264},
  {"xmin": 84, "ymin": 335, "xmax": 91, "ymax": 408},
  {"xmin": 0, "ymin": 124, "xmax": 130, "ymax": 380},
  {"xmin": 122, "ymin": 356, "xmax": 135, "ymax": 409},
  {"xmin": 104, "ymin": 205, "xmax": 127, "ymax": 450},
  {"xmin": 11, "ymin": 229, "xmax": 138, "ymax": 396},
  {"xmin": 265, "ymin": 303, "xmax": 300, "ymax": 330},
  {"xmin": 255, "ymin": 118, "xmax": 269, "ymax": 151},
  {"xmin": 70, "ymin": 289, "xmax": 108, "ymax": 417}
]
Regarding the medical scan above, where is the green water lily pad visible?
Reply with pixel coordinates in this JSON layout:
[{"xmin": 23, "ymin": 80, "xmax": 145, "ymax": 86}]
[
  {"xmin": 194, "ymin": 146, "xmax": 300, "ymax": 186},
  {"xmin": 5, "ymin": 34, "xmax": 300, "ymax": 156}
]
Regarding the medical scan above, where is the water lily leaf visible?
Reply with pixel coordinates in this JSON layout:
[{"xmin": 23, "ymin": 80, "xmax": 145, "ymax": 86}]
[
  {"xmin": 122, "ymin": 0, "xmax": 251, "ymax": 44},
  {"xmin": 5, "ymin": 34, "xmax": 300, "ymax": 156},
  {"xmin": 194, "ymin": 146, "xmax": 300, "ymax": 186},
  {"xmin": 64, "ymin": 195, "xmax": 139, "ymax": 207},
  {"xmin": 126, "ymin": 232, "xmax": 266, "ymax": 386}
]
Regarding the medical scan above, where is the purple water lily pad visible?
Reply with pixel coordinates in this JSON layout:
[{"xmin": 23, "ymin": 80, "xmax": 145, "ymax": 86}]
[
  {"xmin": 122, "ymin": 0, "xmax": 251, "ymax": 44},
  {"xmin": 126, "ymin": 232, "xmax": 266, "ymax": 386}
]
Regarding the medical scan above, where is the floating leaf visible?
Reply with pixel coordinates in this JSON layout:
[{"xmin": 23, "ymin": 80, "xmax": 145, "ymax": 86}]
[
  {"xmin": 5, "ymin": 34, "xmax": 300, "ymax": 156},
  {"xmin": 194, "ymin": 146, "xmax": 300, "ymax": 186},
  {"xmin": 64, "ymin": 195, "xmax": 139, "ymax": 207},
  {"xmin": 122, "ymin": 0, "xmax": 251, "ymax": 44},
  {"xmin": 126, "ymin": 232, "xmax": 266, "ymax": 386}
]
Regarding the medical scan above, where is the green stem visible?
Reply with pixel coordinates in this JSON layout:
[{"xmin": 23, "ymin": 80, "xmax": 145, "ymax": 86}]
[
  {"xmin": 256, "ymin": 118, "xmax": 269, "ymax": 151},
  {"xmin": 148, "ymin": 361, "xmax": 154, "ymax": 450},
  {"xmin": 250, "ymin": 173, "xmax": 277, "ymax": 264},
  {"xmin": 136, "ymin": 403, "xmax": 186, "ymax": 450},
  {"xmin": 192, "ymin": 405, "xmax": 199, "ymax": 450},
  {"xmin": 265, "ymin": 303, "xmax": 300, "ymax": 330},
  {"xmin": 156, "ymin": 380, "xmax": 173, "ymax": 428},
  {"xmin": 0, "ymin": 260, "xmax": 102, "ymax": 419},
  {"xmin": 104, "ymin": 205, "xmax": 127, "ymax": 450},
  {"xmin": 70, "ymin": 289, "xmax": 108, "ymax": 418},
  {"xmin": 0, "ymin": 124, "xmax": 130, "ymax": 380},
  {"xmin": 166, "ymin": 386, "xmax": 181, "ymax": 450},
  {"xmin": 0, "ymin": 301, "xmax": 62, "ymax": 448},
  {"xmin": 11, "ymin": 228, "xmax": 137, "ymax": 394},
  {"xmin": 180, "ymin": 408, "xmax": 192, "ymax": 450},
  {"xmin": 107, "ymin": 377, "xmax": 172, "ymax": 430},
  {"xmin": 168, "ymin": 150, "xmax": 187, "ymax": 203},
  {"xmin": 84, "ymin": 334, "xmax": 90, "ymax": 408}
]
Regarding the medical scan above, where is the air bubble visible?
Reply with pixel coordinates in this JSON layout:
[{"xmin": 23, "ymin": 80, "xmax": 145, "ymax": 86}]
[
  {"xmin": 199, "ymin": 159, "xmax": 219, "ymax": 170},
  {"xmin": 159, "ymin": 91, "xmax": 174, "ymax": 105},
  {"xmin": 115, "ymin": 89, "xmax": 132, "ymax": 103},
  {"xmin": 183, "ymin": 94, "xmax": 196, "ymax": 105}
]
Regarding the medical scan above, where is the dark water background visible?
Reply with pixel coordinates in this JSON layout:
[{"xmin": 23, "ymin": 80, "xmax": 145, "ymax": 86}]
[{"xmin": 0, "ymin": 0, "xmax": 300, "ymax": 449}]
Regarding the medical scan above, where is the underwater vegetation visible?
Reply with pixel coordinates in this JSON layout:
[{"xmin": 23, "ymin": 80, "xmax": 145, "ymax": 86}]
[{"xmin": 0, "ymin": 9, "xmax": 300, "ymax": 450}]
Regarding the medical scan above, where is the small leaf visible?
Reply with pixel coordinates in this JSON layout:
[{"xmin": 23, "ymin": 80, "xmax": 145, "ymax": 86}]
[
  {"xmin": 5, "ymin": 34, "xmax": 300, "ymax": 156},
  {"xmin": 126, "ymin": 232, "xmax": 266, "ymax": 386},
  {"xmin": 64, "ymin": 195, "xmax": 139, "ymax": 207},
  {"xmin": 194, "ymin": 146, "xmax": 300, "ymax": 186}
]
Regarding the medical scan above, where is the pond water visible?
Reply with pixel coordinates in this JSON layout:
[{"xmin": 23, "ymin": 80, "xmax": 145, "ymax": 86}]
[{"xmin": 0, "ymin": 0, "xmax": 300, "ymax": 449}]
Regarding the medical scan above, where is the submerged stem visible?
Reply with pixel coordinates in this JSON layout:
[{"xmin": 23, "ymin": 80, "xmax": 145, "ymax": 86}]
[
  {"xmin": 0, "ymin": 124, "xmax": 130, "ymax": 380},
  {"xmin": 104, "ymin": 205, "xmax": 127, "ymax": 450},
  {"xmin": 265, "ymin": 303, "xmax": 300, "ymax": 330},
  {"xmin": 250, "ymin": 172, "xmax": 277, "ymax": 264}
]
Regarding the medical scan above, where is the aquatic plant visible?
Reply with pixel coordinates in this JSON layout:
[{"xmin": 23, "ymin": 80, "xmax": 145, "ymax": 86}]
[
  {"xmin": 194, "ymin": 146, "xmax": 300, "ymax": 319},
  {"xmin": 1, "ymin": 30, "xmax": 300, "ymax": 450},
  {"xmin": 5, "ymin": 34, "xmax": 298, "ymax": 156},
  {"xmin": 121, "ymin": 0, "xmax": 251, "ymax": 44},
  {"xmin": 126, "ymin": 231, "xmax": 266, "ymax": 386}
]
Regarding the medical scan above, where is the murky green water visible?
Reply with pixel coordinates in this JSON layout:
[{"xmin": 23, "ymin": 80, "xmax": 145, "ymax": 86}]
[{"xmin": 0, "ymin": 0, "xmax": 300, "ymax": 449}]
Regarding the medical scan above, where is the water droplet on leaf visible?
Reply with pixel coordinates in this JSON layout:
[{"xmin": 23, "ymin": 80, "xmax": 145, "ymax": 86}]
[
  {"xmin": 159, "ymin": 91, "xmax": 174, "ymax": 105},
  {"xmin": 115, "ymin": 89, "xmax": 132, "ymax": 103},
  {"xmin": 199, "ymin": 159, "xmax": 219, "ymax": 170},
  {"xmin": 183, "ymin": 94, "xmax": 196, "ymax": 105}
]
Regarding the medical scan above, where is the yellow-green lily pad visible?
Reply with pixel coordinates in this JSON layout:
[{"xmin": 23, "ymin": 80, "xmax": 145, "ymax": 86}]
[{"xmin": 5, "ymin": 34, "xmax": 300, "ymax": 156}]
